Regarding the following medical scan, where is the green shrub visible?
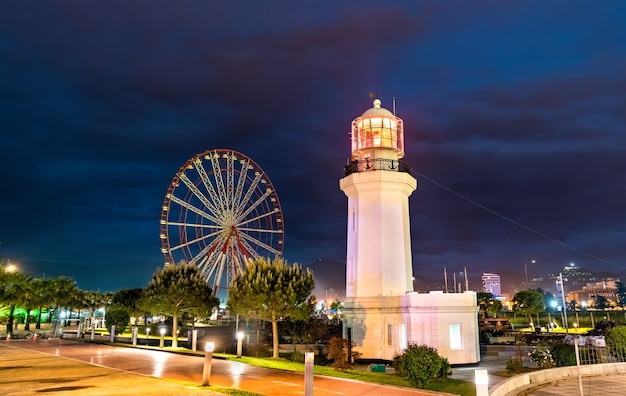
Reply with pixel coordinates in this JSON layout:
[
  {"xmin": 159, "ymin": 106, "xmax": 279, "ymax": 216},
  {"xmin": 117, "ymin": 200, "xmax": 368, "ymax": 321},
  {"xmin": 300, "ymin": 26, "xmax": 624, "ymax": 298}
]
[
  {"xmin": 505, "ymin": 358, "xmax": 524, "ymax": 372},
  {"xmin": 605, "ymin": 325, "xmax": 626, "ymax": 362},
  {"xmin": 550, "ymin": 343, "xmax": 576, "ymax": 367},
  {"xmin": 439, "ymin": 357, "xmax": 451, "ymax": 379},
  {"xmin": 393, "ymin": 344, "xmax": 444, "ymax": 388},
  {"xmin": 290, "ymin": 350, "xmax": 305, "ymax": 363},
  {"xmin": 104, "ymin": 309, "xmax": 130, "ymax": 335}
]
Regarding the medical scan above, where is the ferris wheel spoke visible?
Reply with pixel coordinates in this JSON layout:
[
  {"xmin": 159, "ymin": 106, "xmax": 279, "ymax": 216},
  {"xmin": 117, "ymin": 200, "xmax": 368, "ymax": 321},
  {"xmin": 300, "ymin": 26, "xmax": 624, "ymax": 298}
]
[
  {"xmin": 168, "ymin": 229, "xmax": 222, "ymax": 252},
  {"xmin": 226, "ymin": 153, "xmax": 235, "ymax": 210},
  {"xmin": 232, "ymin": 171, "xmax": 264, "ymax": 220},
  {"xmin": 213, "ymin": 252, "xmax": 228, "ymax": 292},
  {"xmin": 178, "ymin": 173, "xmax": 222, "ymax": 221},
  {"xmin": 209, "ymin": 151, "xmax": 229, "ymax": 213},
  {"xmin": 237, "ymin": 227, "xmax": 283, "ymax": 234},
  {"xmin": 187, "ymin": 243, "xmax": 215, "ymax": 267},
  {"xmin": 236, "ymin": 209, "xmax": 280, "ymax": 228},
  {"xmin": 199, "ymin": 250, "xmax": 222, "ymax": 282},
  {"xmin": 239, "ymin": 238, "xmax": 260, "ymax": 260},
  {"xmin": 229, "ymin": 251, "xmax": 247, "ymax": 283},
  {"xmin": 232, "ymin": 159, "xmax": 251, "ymax": 212},
  {"xmin": 194, "ymin": 158, "xmax": 228, "ymax": 222},
  {"xmin": 165, "ymin": 222, "xmax": 222, "ymax": 230},
  {"xmin": 233, "ymin": 188, "xmax": 273, "ymax": 224},
  {"xmin": 170, "ymin": 195, "xmax": 222, "ymax": 224},
  {"xmin": 239, "ymin": 232, "xmax": 282, "ymax": 256}
]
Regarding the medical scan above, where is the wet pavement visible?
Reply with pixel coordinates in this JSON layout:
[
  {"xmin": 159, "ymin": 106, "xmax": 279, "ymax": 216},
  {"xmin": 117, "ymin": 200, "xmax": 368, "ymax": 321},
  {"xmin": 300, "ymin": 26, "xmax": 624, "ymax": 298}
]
[{"xmin": 1, "ymin": 339, "xmax": 439, "ymax": 395}]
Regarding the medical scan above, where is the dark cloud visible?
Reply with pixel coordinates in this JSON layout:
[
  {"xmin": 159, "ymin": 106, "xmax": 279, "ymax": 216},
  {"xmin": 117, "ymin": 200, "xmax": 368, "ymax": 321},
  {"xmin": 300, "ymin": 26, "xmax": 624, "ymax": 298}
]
[{"xmin": 1, "ymin": 0, "xmax": 625, "ymax": 291}]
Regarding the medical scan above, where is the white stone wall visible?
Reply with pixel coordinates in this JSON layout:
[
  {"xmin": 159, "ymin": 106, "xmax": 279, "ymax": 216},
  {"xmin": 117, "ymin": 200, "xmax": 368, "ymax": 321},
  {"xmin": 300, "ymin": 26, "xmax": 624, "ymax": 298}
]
[{"xmin": 343, "ymin": 291, "xmax": 480, "ymax": 364}]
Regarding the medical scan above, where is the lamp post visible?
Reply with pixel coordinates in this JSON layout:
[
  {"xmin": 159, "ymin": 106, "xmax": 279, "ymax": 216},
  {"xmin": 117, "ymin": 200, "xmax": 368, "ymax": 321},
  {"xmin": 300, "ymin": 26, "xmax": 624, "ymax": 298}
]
[
  {"xmin": 202, "ymin": 342, "xmax": 215, "ymax": 386},
  {"xmin": 559, "ymin": 273, "xmax": 569, "ymax": 334},
  {"xmin": 524, "ymin": 259, "xmax": 535, "ymax": 289}
]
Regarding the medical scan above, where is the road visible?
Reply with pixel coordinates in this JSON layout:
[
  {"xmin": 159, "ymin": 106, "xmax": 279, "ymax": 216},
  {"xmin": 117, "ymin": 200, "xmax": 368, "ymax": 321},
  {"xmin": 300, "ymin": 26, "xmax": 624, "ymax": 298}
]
[{"xmin": 2, "ymin": 339, "xmax": 436, "ymax": 395}]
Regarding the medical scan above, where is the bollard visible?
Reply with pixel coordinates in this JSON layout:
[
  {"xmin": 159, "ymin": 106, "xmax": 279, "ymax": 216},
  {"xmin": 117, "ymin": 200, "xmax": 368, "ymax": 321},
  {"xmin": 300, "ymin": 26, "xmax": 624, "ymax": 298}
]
[
  {"xmin": 159, "ymin": 327, "xmax": 166, "ymax": 348},
  {"xmin": 91, "ymin": 322, "xmax": 95, "ymax": 340},
  {"xmin": 236, "ymin": 332, "xmax": 244, "ymax": 358},
  {"xmin": 192, "ymin": 329, "xmax": 198, "ymax": 352},
  {"xmin": 304, "ymin": 352, "xmax": 314, "ymax": 396},
  {"xmin": 475, "ymin": 369, "xmax": 488, "ymax": 396},
  {"xmin": 202, "ymin": 342, "xmax": 215, "ymax": 386},
  {"xmin": 109, "ymin": 325, "xmax": 116, "ymax": 343},
  {"xmin": 131, "ymin": 327, "xmax": 138, "ymax": 346}
]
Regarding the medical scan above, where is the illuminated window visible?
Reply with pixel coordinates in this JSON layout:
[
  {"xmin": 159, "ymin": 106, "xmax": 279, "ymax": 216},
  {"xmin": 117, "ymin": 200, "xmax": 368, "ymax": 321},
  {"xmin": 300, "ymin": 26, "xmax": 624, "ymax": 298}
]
[{"xmin": 449, "ymin": 324, "xmax": 463, "ymax": 350}]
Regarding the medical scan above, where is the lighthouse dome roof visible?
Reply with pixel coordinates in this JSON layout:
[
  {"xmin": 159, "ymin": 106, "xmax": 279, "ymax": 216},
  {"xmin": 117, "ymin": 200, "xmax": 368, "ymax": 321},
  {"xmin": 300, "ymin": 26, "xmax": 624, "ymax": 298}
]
[{"xmin": 361, "ymin": 99, "xmax": 394, "ymax": 117}]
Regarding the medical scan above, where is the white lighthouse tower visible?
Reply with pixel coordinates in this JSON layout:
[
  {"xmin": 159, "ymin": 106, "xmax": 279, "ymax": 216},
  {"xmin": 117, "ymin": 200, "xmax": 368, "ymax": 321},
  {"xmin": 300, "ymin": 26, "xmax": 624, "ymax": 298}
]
[
  {"xmin": 340, "ymin": 99, "xmax": 480, "ymax": 363},
  {"xmin": 340, "ymin": 99, "xmax": 416, "ymax": 298}
]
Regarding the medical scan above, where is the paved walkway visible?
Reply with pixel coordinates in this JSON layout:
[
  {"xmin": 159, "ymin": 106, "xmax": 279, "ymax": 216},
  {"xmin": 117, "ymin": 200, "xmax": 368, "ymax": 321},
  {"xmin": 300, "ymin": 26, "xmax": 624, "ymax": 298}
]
[
  {"xmin": 1, "ymin": 340, "xmax": 437, "ymax": 395},
  {"xmin": 0, "ymin": 342, "xmax": 222, "ymax": 395},
  {"xmin": 504, "ymin": 375, "xmax": 626, "ymax": 396}
]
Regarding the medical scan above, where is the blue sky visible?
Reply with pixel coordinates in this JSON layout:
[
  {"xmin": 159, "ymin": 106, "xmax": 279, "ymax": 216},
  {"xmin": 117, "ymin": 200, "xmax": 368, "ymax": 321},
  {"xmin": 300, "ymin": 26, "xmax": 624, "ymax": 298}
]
[{"xmin": 1, "ymin": 0, "xmax": 625, "ymax": 292}]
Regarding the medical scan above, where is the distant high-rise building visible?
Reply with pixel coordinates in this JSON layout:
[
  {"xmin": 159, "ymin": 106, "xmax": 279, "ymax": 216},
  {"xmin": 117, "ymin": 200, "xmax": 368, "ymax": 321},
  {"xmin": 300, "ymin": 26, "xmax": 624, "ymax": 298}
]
[{"xmin": 482, "ymin": 273, "xmax": 501, "ymax": 296}]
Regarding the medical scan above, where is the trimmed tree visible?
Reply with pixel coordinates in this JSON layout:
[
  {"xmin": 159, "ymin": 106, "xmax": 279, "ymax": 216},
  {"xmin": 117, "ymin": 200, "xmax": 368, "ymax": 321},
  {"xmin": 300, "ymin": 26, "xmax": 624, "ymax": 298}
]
[
  {"xmin": 228, "ymin": 257, "xmax": 315, "ymax": 358},
  {"xmin": 512, "ymin": 290, "xmax": 545, "ymax": 325},
  {"xmin": 142, "ymin": 263, "xmax": 219, "ymax": 348}
]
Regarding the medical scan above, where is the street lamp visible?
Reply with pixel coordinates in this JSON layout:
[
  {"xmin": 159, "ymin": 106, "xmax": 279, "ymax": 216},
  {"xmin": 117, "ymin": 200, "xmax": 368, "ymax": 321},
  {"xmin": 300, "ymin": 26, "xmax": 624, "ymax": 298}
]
[
  {"xmin": 558, "ymin": 273, "xmax": 569, "ymax": 334},
  {"xmin": 524, "ymin": 259, "xmax": 535, "ymax": 288}
]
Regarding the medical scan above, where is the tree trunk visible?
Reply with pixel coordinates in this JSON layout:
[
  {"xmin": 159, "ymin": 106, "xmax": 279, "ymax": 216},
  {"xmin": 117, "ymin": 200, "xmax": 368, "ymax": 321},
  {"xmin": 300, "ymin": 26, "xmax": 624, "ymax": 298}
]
[
  {"xmin": 272, "ymin": 310, "xmax": 279, "ymax": 359},
  {"xmin": 172, "ymin": 315, "xmax": 178, "ymax": 348},
  {"xmin": 36, "ymin": 307, "xmax": 42, "ymax": 329},
  {"xmin": 7, "ymin": 304, "xmax": 15, "ymax": 334},
  {"xmin": 25, "ymin": 309, "xmax": 32, "ymax": 331}
]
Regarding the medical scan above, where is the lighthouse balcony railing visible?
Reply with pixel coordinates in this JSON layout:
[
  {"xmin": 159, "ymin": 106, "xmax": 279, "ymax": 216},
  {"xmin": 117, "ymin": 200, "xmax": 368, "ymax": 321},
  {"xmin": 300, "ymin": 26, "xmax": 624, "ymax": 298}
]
[{"xmin": 343, "ymin": 158, "xmax": 412, "ymax": 176}]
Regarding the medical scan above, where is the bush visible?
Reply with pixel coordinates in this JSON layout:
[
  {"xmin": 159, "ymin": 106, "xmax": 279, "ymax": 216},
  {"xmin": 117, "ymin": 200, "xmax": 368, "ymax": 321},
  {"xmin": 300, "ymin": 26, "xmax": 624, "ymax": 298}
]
[
  {"xmin": 104, "ymin": 309, "xmax": 130, "ymax": 335},
  {"xmin": 326, "ymin": 337, "xmax": 361, "ymax": 371},
  {"xmin": 529, "ymin": 346, "xmax": 554, "ymax": 369},
  {"xmin": 505, "ymin": 358, "xmax": 524, "ymax": 372},
  {"xmin": 393, "ymin": 344, "xmax": 445, "ymax": 388},
  {"xmin": 290, "ymin": 350, "xmax": 305, "ymax": 363},
  {"xmin": 550, "ymin": 343, "xmax": 576, "ymax": 367},
  {"xmin": 605, "ymin": 325, "xmax": 626, "ymax": 362}
]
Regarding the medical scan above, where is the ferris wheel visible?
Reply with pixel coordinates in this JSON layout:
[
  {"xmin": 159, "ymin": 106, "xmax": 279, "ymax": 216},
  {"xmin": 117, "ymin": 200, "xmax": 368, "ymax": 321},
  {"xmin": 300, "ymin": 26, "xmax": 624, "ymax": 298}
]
[{"xmin": 160, "ymin": 149, "xmax": 284, "ymax": 296}]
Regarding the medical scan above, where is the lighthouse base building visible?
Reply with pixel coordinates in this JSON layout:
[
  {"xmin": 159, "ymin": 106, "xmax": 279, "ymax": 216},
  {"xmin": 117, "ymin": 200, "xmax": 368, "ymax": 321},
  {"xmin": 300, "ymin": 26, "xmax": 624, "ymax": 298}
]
[
  {"xmin": 342, "ymin": 292, "xmax": 479, "ymax": 364},
  {"xmin": 339, "ymin": 99, "xmax": 479, "ymax": 364}
]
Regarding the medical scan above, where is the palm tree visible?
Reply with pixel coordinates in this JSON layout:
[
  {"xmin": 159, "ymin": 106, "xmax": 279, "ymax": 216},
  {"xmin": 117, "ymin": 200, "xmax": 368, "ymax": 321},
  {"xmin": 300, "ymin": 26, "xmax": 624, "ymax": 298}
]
[
  {"xmin": 0, "ymin": 269, "xmax": 31, "ymax": 334},
  {"xmin": 32, "ymin": 277, "xmax": 53, "ymax": 329},
  {"xmin": 48, "ymin": 276, "xmax": 78, "ymax": 337}
]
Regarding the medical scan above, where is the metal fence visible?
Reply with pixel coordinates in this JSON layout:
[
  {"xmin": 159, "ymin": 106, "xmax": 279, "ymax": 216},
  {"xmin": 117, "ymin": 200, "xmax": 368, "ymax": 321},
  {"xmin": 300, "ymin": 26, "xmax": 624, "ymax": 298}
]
[{"xmin": 527, "ymin": 334, "xmax": 626, "ymax": 395}]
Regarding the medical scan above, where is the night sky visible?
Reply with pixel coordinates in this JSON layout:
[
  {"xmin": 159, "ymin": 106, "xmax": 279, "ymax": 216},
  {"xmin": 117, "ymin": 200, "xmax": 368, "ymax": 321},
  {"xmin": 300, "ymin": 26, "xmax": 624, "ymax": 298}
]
[{"xmin": 1, "ymin": 1, "xmax": 625, "ymax": 293}]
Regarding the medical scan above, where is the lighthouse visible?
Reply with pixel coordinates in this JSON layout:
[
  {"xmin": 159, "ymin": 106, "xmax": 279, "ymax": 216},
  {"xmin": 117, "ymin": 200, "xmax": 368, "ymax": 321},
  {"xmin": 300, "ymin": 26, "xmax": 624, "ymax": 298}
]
[
  {"xmin": 340, "ymin": 99, "xmax": 416, "ymax": 298},
  {"xmin": 340, "ymin": 99, "xmax": 480, "ymax": 363}
]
